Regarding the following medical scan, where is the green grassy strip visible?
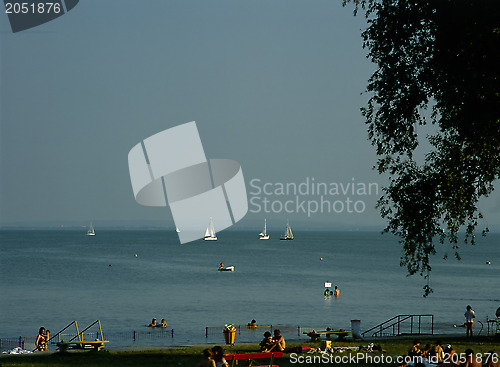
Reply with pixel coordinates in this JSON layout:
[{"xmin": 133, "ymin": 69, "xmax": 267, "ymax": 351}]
[{"xmin": 1, "ymin": 336, "xmax": 498, "ymax": 367}]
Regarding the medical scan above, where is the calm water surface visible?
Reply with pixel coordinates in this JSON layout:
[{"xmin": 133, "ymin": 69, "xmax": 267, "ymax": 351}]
[{"xmin": 1, "ymin": 230, "xmax": 499, "ymax": 347}]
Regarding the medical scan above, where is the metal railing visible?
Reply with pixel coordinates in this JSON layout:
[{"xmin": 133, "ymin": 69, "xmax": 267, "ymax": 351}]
[{"xmin": 362, "ymin": 314, "xmax": 434, "ymax": 338}]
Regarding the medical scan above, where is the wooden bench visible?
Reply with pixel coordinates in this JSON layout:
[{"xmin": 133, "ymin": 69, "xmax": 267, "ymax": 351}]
[
  {"xmin": 303, "ymin": 330, "xmax": 353, "ymax": 341},
  {"xmin": 224, "ymin": 351, "xmax": 283, "ymax": 366},
  {"xmin": 57, "ymin": 340, "xmax": 109, "ymax": 352}
]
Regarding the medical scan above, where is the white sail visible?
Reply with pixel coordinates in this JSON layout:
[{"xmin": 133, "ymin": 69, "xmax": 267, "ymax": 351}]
[
  {"xmin": 259, "ymin": 219, "xmax": 269, "ymax": 240},
  {"xmin": 280, "ymin": 219, "xmax": 293, "ymax": 240},
  {"xmin": 87, "ymin": 222, "xmax": 95, "ymax": 236},
  {"xmin": 204, "ymin": 217, "xmax": 217, "ymax": 240}
]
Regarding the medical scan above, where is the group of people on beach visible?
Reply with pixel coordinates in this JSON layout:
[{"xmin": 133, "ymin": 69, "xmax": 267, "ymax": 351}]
[
  {"xmin": 197, "ymin": 329, "xmax": 286, "ymax": 366},
  {"xmin": 259, "ymin": 329, "xmax": 286, "ymax": 352},
  {"xmin": 147, "ymin": 318, "xmax": 167, "ymax": 328},
  {"xmin": 196, "ymin": 345, "xmax": 229, "ymax": 367},
  {"xmin": 404, "ymin": 339, "xmax": 498, "ymax": 367}
]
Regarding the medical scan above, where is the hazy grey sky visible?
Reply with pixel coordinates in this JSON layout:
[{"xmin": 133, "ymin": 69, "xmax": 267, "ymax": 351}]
[{"xmin": 1, "ymin": 0, "xmax": 499, "ymax": 231}]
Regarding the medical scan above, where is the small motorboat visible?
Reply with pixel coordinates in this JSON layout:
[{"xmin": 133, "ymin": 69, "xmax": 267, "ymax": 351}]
[{"xmin": 218, "ymin": 266, "xmax": 235, "ymax": 272}]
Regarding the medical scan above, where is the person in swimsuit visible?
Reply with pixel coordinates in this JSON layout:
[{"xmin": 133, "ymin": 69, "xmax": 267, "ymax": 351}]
[{"xmin": 35, "ymin": 327, "xmax": 47, "ymax": 351}]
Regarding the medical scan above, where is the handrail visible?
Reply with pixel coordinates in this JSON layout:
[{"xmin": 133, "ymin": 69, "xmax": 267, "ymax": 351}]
[
  {"xmin": 76, "ymin": 320, "xmax": 105, "ymax": 341},
  {"xmin": 31, "ymin": 320, "xmax": 106, "ymax": 352},
  {"xmin": 362, "ymin": 314, "xmax": 434, "ymax": 337}
]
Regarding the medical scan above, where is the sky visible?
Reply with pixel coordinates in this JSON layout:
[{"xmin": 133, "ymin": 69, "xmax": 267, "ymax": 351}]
[{"xmin": 1, "ymin": 0, "xmax": 499, "ymax": 232}]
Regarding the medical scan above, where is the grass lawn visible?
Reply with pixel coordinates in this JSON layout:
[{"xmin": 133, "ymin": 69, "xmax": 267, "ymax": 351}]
[{"xmin": 0, "ymin": 335, "xmax": 498, "ymax": 366}]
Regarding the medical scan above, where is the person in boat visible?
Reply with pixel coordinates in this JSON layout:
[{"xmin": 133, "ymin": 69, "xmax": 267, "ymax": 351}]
[
  {"xmin": 324, "ymin": 288, "xmax": 330, "ymax": 296},
  {"xmin": 158, "ymin": 319, "xmax": 167, "ymax": 327},
  {"xmin": 334, "ymin": 286, "xmax": 340, "ymax": 297},
  {"xmin": 247, "ymin": 319, "xmax": 257, "ymax": 328},
  {"xmin": 35, "ymin": 327, "xmax": 48, "ymax": 351},
  {"xmin": 148, "ymin": 318, "xmax": 157, "ymax": 327},
  {"xmin": 259, "ymin": 331, "xmax": 274, "ymax": 352},
  {"xmin": 211, "ymin": 345, "xmax": 229, "ymax": 367}
]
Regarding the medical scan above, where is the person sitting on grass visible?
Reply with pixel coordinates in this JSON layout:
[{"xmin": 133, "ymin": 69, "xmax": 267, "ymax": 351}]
[
  {"xmin": 428, "ymin": 340, "xmax": 445, "ymax": 364},
  {"xmin": 441, "ymin": 346, "xmax": 460, "ymax": 367},
  {"xmin": 212, "ymin": 345, "xmax": 229, "ymax": 367},
  {"xmin": 272, "ymin": 329, "xmax": 286, "ymax": 352},
  {"xmin": 259, "ymin": 331, "xmax": 274, "ymax": 352},
  {"xmin": 196, "ymin": 348, "xmax": 216, "ymax": 367},
  {"xmin": 464, "ymin": 349, "xmax": 482, "ymax": 367},
  {"xmin": 408, "ymin": 340, "xmax": 423, "ymax": 357},
  {"xmin": 485, "ymin": 351, "xmax": 499, "ymax": 367}
]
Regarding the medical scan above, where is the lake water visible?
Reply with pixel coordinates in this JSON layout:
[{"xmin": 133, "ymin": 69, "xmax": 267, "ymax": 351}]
[{"xmin": 1, "ymin": 229, "xmax": 499, "ymax": 348}]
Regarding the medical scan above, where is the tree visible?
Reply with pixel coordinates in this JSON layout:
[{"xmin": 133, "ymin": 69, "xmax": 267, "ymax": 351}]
[{"xmin": 344, "ymin": 0, "xmax": 500, "ymax": 295}]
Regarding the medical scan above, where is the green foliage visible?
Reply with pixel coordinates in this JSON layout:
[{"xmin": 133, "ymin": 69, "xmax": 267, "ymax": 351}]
[{"xmin": 345, "ymin": 0, "xmax": 500, "ymax": 295}]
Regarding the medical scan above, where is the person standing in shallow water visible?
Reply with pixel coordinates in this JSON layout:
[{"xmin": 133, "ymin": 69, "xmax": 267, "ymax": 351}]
[
  {"xmin": 464, "ymin": 305, "xmax": 475, "ymax": 338},
  {"xmin": 334, "ymin": 286, "xmax": 340, "ymax": 297}
]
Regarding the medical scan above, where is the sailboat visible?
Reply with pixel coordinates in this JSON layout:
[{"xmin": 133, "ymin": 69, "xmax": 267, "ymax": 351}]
[
  {"xmin": 259, "ymin": 219, "xmax": 269, "ymax": 240},
  {"xmin": 204, "ymin": 217, "xmax": 217, "ymax": 241},
  {"xmin": 280, "ymin": 219, "xmax": 293, "ymax": 240},
  {"xmin": 87, "ymin": 222, "xmax": 95, "ymax": 236}
]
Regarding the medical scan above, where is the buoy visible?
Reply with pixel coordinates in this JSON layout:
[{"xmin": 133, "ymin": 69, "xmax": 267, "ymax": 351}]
[
  {"xmin": 486, "ymin": 261, "xmax": 491, "ymax": 265},
  {"xmin": 135, "ymin": 254, "xmax": 138, "ymax": 257},
  {"xmin": 320, "ymin": 257, "xmax": 323, "ymax": 260}
]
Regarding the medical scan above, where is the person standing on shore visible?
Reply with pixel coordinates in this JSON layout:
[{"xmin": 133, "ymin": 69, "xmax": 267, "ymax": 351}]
[
  {"xmin": 464, "ymin": 305, "xmax": 475, "ymax": 338},
  {"xmin": 35, "ymin": 327, "xmax": 48, "ymax": 351}
]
